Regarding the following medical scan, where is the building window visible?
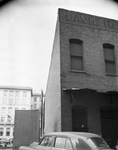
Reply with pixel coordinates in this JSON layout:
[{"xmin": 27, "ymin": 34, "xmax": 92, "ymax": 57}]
[
  {"xmin": 15, "ymin": 91, "xmax": 20, "ymax": 104},
  {"xmin": 22, "ymin": 91, "xmax": 27, "ymax": 104},
  {"xmin": 3, "ymin": 90, "xmax": 8, "ymax": 104},
  {"xmin": 69, "ymin": 39, "xmax": 83, "ymax": 71},
  {"xmin": 8, "ymin": 107, "xmax": 13, "ymax": 115},
  {"xmin": 8, "ymin": 91, "xmax": 14, "ymax": 105},
  {"xmin": 34, "ymin": 97, "xmax": 37, "ymax": 102},
  {"xmin": 0, "ymin": 117, "xmax": 5, "ymax": 123},
  {"xmin": 23, "ymin": 91, "xmax": 27, "ymax": 97},
  {"xmin": 4, "ymin": 90, "xmax": 7, "ymax": 97},
  {"xmin": 0, "ymin": 128, "xmax": 4, "ymax": 136},
  {"xmin": 15, "ymin": 91, "xmax": 20, "ymax": 97},
  {"xmin": 33, "ymin": 103, "xmax": 37, "ymax": 109},
  {"xmin": 7, "ymin": 115, "xmax": 12, "ymax": 123},
  {"xmin": 9, "ymin": 91, "xmax": 14, "ymax": 97},
  {"xmin": 1, "ymin": 107, "xmax": 6, "ymax": 115},
  {"xmin": 6, "ymin": 128, "xmax": 10, "ymax": 136},
  {"xmin": 9, "ymin": 98, "xmax": 14, "ymax": 105},
  {"xmin": 103, "ymin": 43, "xmax": 116, "ymax": 75}
]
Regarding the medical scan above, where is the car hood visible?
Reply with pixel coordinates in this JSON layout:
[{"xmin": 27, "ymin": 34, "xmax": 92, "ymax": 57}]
[
  {"xmin": 19, "ymin": 146, "xmax": 34, "ymax": 150},
  {"xmin": 19, "ymin": 142, "xmax": 39, "ymax": 150},
  {"xmin": 97, "ymin": 148, "xmax": 114, "ymax": 150}
]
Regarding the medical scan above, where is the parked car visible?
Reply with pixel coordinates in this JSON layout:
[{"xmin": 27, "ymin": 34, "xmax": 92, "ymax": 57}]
[
  {"xmin": 0, "ymin": 138, "xmax": 8, "ymax": 147},
  {"xmin": 9, "ymin": 138, "xmax": 13, "ymax": 144},
  {"xmin": 19, "ymin": 132, "xmax": 113, "ymax": 150}
]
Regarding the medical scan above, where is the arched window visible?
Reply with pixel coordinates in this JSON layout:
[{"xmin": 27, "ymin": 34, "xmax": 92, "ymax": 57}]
[
  {"xmin": 103, "ymin": 43, "xmax": 116, "ymax": 74},
  {"xmin": 69, "ymin": 39, "xmax": 83, "ymax": 71}
]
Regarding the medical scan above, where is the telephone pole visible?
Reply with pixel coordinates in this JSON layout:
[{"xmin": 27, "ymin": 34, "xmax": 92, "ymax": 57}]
[{"xmin": 40, "ymin": 90, "xmax": 44, "ymax": 137}]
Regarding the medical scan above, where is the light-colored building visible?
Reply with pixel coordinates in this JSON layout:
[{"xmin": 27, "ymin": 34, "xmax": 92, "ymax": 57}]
[
  {"xmin": 31, "ymin": 91, "xmax": 45, "ymax": 138},
  {"xmin": 31, "ymin": 93, "xmax": 42, "ymax": 110},
  {"xmin": 0, "ymin": 86, "xmax": 33, "ymax": 140},
  {"xmin": 31, "ymin": 91, "xmax": 45, "ymax": 110}
]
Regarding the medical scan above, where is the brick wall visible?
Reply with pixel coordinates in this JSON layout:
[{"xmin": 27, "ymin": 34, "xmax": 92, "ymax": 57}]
[
  {"xmin": 45, "ymin": 8, "xmax": 118, "ymax": 135},
  {"xmin": 59, "ymin": 9, "xmax": 118, "ymax": 132},
  {"xmin": 61, "ymin": 90, "xmax": 118, "ymax": 133},
  {"xmin": 59, "ymin": 9, "xmax": 118, "ymax": 92}
]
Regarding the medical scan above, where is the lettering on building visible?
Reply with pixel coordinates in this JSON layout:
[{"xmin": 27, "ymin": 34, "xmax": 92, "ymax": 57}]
[{"xmin": 59, "ymin": 9, "xmax": 118, "ymax": 32}]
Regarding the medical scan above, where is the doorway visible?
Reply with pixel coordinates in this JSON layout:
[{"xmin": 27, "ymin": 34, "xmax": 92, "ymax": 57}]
[
  {"xmin": 72, "ymin": 107, "xmax": 88, "ymax": 132},
  {"xmin": 100, "ymin": 107, "xmax": 118, "ymax": 149}
]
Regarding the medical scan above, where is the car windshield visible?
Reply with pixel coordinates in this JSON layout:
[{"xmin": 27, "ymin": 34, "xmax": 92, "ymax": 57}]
[{"xmin": 87, "ymin": 137, "xmax": 109, "ymax": 148}]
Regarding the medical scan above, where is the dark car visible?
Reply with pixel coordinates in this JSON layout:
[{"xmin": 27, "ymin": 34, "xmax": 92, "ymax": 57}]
[{"xmin": 19, "ymin": 132, "xmax": 113, "ymax": 150}]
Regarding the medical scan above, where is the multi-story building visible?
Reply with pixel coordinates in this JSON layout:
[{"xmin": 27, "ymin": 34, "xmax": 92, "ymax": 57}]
[
  {"xmin": 31, "ymin": 93, "xmax": 42, "ymax": 110},
  {"xmin": 0, "ymin": 86, "xmax": 32, "ymax": 140},
  {"xmin": 45, "ymin": 8, "xmax": 118, "ymax": 149},
  {"xmin": 31, "ymin": 91, "xmax": 45, "ymax": 138}
]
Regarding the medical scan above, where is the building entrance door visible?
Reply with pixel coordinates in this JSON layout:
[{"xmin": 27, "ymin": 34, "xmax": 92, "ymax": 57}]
[
  {"xmin": 72, "ymin": 107, "xmax": 88, "ymax": 132},
  {"xmin": 100, "ymin": 108, "xmax": 118, "ymax": 149}
]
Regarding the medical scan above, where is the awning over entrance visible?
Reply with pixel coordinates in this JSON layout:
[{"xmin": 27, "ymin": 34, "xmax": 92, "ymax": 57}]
[
  {"xmin": 63, "ymin": 87, "xmax": 118, "ymax": 102},
  {"xmin": 63, "ymin": 87, "xmax": 118, "ymax": 93}
]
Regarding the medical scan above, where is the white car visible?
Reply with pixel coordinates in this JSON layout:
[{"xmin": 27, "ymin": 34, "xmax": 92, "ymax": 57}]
[{"xmin": 19, "ymin": 132, "xmax": 113, "ymax": 150}]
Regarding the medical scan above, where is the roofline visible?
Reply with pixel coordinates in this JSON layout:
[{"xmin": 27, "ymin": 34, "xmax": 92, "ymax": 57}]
[
  {"xmin": 58, "ymin": 8, "xmax": 118, "ymax": 21},
  {"xmin": 0, "ymin": 85, "xmax": 33, "ymax": 91},
  {"xmin": 44, "ymin": 132, "xmax": 100, "ymax": 138},
  {"xmin": 33, "ymin": 94, "xmax": 41, "ymax": 96}
]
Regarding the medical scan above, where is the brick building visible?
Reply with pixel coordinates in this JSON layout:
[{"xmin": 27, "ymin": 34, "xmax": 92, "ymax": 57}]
[{"xmin": 45, "ymin": 8, "xmax": 118, "ymax": 148}]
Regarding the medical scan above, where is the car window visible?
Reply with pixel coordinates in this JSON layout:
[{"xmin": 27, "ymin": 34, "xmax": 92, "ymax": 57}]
[
  {"xmin": 89, "ymin": 137, "xmax": 109, "ymax": 148},
  {"xmin": 65, "ymin": 139, "xmax": 73, "ymax": 150},
  {"xmin": 54, "ymin": 137, "xmax": 73, "ymax": 150},
  {"xmin": 54, "ymin": 137, "xmax": 66, "ymax": 149},
  {"xmin": 40, "ymin": 136, "xmax": 53, "ymax": 147},
  {"xmin": 87, "ymin": 138, "xmax": 97, "ymax": 148},
  {"xmin": 75, "ymin": 138, "xmax": 91, "ymax": 150}
]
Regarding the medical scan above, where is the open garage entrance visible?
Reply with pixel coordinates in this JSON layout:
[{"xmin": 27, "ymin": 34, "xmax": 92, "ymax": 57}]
[{"xmin": 100, "ymin": 107, "xmax": 118, "ymax": 149}]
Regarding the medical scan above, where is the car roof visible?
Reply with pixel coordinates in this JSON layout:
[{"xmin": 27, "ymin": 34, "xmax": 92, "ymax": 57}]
[{"xmin": 44, "ymin": 132, "xmax": 101, "ymax": 139}]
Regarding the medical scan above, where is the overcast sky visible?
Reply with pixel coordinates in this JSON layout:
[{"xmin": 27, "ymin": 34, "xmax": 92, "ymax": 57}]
[{"xmin": 0, "ymin": 0, "xmax": 118, "ymax": 93}]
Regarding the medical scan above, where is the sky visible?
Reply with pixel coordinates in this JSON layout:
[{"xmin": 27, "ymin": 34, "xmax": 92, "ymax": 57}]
[{"xmin": 0, "ymin": 0, "xmax": 118, "ymax": 93}]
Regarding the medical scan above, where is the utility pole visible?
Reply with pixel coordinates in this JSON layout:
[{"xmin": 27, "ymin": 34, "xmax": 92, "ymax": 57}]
[{"xmin": 40, "ymin": 90, "xmax": 44, "ymax": 138}]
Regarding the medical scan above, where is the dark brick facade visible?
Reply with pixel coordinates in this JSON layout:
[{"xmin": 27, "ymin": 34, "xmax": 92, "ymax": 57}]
[{"xmin": 45, "ymin": 8, "xmax": 118, "ymax": 149}]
